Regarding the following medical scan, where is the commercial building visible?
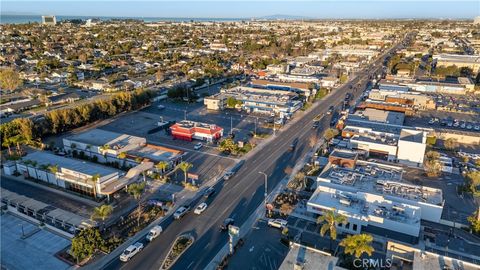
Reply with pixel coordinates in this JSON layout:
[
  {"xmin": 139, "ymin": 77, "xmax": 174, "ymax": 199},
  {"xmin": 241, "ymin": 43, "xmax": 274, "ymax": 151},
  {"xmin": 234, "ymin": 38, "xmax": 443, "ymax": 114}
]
[
  {"xmin": 41, "ymin": 15, "xmax": 57, "ymax": 25},
  {"xmin": 307, "ymin": 160, "xmax": 444, "ymax": 244},
  {"xmin": 433, "ymin": 54, "xmax": 480, "ymax": 73},
  {"xmin": 63, "ymin": 129, "xmax": 183, "ymax": 170},
  {"xmin": 170, "ymin": 120, "xmax": 223, "ymax": 142},
  {"xmin": 250, "ymin": 79, "xmax": 314, "ymax": 97},
  {"xmin": 341, "ymin": 110, "xmax": 427, "ymax": 167},
  {"xmin": 63, "ymin": 129, "xmax": 146, "ymax": 163},
  {"xmin": 9, "ymin": 151, "xmax": 129, "ymax": 200},
  {"xmin": 204, "ymin": 86, "xmax": 302, "ymax": 116},
  {"xmin": 368, "ymin": 89, "xmax": 436, "ymax": 110}
]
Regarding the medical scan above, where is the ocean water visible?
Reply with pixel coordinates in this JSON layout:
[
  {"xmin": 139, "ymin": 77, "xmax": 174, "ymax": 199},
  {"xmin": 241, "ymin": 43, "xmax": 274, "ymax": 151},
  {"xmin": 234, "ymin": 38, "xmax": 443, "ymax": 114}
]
[{"xmin": 0, "ymin": 14, "xmax": 245, "ymax": 24}]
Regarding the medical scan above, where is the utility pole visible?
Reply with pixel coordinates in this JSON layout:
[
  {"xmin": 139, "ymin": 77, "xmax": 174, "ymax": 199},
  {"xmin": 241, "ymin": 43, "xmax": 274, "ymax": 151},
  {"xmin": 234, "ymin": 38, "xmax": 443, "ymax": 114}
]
[
  {"xmin": 230, "ymin": 116, "xmax": 233, "ymax": 135},
  {"xmin": 184, "ymin": 109, "xmax": 187, "ymax": 121},
  {"xmin": 254, "ymin": 117, "xmax": 258, "ymax": 137}
]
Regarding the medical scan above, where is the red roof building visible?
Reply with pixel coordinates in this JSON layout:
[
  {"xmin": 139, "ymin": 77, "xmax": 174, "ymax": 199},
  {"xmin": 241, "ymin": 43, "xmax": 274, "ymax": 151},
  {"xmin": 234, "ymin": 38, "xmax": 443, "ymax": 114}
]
[{"xmin": 170, "ymin": 120, "xmax": 223, "ymax": 142}]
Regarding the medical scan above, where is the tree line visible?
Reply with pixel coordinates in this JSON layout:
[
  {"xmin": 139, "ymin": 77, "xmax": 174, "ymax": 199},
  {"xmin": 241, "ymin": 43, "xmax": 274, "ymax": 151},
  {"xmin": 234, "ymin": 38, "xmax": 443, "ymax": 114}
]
[{"xmin": 1, "ymin": 89, "xmax": 154, "ymax": 154}]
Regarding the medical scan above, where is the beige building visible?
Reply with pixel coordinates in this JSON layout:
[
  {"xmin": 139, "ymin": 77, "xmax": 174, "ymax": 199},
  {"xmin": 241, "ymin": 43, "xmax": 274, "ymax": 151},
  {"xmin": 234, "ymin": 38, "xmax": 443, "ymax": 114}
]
[{"xmin": 433, "ymin": 54, "xmax": 480, "ymax": 73}]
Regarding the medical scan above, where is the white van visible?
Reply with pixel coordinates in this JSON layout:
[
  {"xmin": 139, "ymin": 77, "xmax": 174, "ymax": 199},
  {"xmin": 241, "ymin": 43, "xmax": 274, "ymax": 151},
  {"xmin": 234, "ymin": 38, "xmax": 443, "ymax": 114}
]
[{"xmin": 146, "ymin": 225, "xmax": 163, "ymax": 241}]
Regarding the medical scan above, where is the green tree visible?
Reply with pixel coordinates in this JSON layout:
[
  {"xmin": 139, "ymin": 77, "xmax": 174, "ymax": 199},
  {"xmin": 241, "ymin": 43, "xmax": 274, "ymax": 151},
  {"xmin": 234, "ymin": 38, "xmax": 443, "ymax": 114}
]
[
  {"xmin": 465, "ymin": 171, "xmax": 480, "ymax": 195},
  {"xmin": 317, "ymin": 209, "xmax": 347, "ymax": 251},
  {"xmin": 340, "ymin": 233, "xmax": 374, "ymax": 258},
  {"xmin": 70, "ymin": 228, "xmax": 104, "ymax": 263},
  {"xmin": 226, "ymin": 96, "xmax": 240, "ymax": 108},
  {"xmin": 177, "ymin": 161, "xmax": 193, "ymax": 184},
  {"xmin": 219, "ymin": 138, "xmax": 239, "ymax": 154},
  {"xmin": 444, "ymin": 138, "xmax": 458, "ymax": 151},
  {"xmin": 424, "ymin": 151, "xmax": 442, "ymax": 177},
  {"xmin": 0, "ymin": 68, "xmax": 23, "ymax": 91},
  {"xmin": 128, "ymin": 182, "xmax": 146, "ymax": 226},
  {"xmin": 91, "ymin": 204, "xmax": 113, "ymax": 222},
  {"xmin": 467, "ymin": 210, "xmax": 480, "ymax": 234},
  {"xmin": 323, "ymin": 128, "xmax": 339, "ymax": 141},
  {"xmin": 155, "ymin": 161, "xmax": 169, "ymax": 176}
]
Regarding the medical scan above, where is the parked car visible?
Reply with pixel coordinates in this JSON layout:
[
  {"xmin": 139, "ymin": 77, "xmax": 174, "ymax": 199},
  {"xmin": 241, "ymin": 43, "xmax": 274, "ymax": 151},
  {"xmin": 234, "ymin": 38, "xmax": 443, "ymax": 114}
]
[
  {"xmin": 157, "ymin": 105, "xmax": 165, "ymax": 110},
  {"xmin": 268, "ymin": 219, "xmax": 287, "ymax": 229},
  {"xmin": 204, "ymin": 187, "xmax": 216, "ymax": 198},
  {"xmin": 221, "ymin": 218, "xmax": 235, "ymax": 231},
  {"xmin": 173, "ymin": 206, "xmax": 190, "ymax": 220},
  {"xmin": 146, "ymin": 225, "xmax": 163, "ymax": 241},
  {"xmin": 194, "ymin": 203, "xmax": 208, "ymax": 215},
  {"xmin": 120, "ymin": 242, "xmax": 143, "ymax": 262},
  {"xmin": 194, "ymin": 143, "xmax": 203, "ymax": 150}
]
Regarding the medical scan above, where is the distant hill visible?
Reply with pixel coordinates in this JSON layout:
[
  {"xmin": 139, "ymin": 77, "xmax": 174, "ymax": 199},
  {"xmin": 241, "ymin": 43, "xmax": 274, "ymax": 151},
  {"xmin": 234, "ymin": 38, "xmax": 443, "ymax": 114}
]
[{"xmin": 256, "ymin": 14, "xmax": 311, "ymax": 20}]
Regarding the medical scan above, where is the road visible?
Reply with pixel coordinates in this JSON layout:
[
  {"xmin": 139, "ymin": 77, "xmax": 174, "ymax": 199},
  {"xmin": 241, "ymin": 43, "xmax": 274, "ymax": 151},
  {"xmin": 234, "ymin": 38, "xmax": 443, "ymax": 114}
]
[{"xmin": 101, "ymin": 34, "xmax": 410, "ymax": 270}]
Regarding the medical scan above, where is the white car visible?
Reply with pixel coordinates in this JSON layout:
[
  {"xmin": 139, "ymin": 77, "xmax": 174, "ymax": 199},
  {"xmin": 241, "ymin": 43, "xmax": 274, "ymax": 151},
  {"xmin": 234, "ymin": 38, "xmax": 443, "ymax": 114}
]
[
  {"xmin": 119, "ymin": 242, "xmax": 143, "ymax": 262},
  {"xmin": 146, "ymin": 225, "xmax": 163, "ymax": 241},
  {"xmin": 194, "ymin": 203, "xmax": 208, "ymax": 215},
  {"xmin": 194, "ymin": 143, "xmax": 203, "ymax": 150},
  {"xmin": 267, "ymin": 219, "xmax": 287, "ymax": 229}
]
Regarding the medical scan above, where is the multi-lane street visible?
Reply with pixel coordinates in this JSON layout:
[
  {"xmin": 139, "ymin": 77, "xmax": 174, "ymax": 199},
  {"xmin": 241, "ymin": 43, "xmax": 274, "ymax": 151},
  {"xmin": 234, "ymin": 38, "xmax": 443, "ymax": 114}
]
[{"xmin": 101, "ymin": 34, "xmax": 410, "ymax": 270}]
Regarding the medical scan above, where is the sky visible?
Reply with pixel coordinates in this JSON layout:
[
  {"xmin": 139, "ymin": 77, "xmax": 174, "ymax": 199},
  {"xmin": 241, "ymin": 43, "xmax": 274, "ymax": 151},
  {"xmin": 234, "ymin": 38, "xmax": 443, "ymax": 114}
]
[{"xmin": 1, "ymin": 1, "xmax": 479, "ymax": 19}]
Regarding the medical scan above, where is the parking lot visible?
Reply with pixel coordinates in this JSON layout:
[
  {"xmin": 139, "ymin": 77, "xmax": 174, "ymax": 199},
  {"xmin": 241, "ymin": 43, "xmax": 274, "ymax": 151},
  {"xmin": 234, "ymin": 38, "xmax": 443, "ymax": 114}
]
[
  {"xmin": 402, "ymin": 166, "xmax": 477, "ymax": 225},
  {"xmin": 405, "ymin": 110, "xmax": 480, "ymax": 134},
  {"xmin": 226, "ymin": 219, "xmax": 289, "ymax": 270},
  {"xmin": 98, "ymin": 109, "xmax": 237, "ymax": 186},
  {"xmin": 1, "ymin": 213, "xmax": 71, "ymax": 270},
  {"xmin": 428, "ymin": 93, "xmax": 480, "ymax": 115}
]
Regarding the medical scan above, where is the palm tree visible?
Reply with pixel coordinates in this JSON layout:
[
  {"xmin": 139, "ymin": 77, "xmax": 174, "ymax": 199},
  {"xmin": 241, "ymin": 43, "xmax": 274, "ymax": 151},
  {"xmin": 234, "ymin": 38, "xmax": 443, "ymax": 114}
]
[
  {"xmin": 99, "ymin": 144, "xmax": 110, "ymax": 161},
  {"xmin": 177, "ymin": 161, "xmax": 193, "ymax": 184},
  {"xmin": 91, "ymin": 204, "xmax": 113, "ymax": 223},
  {"xmin": 10, "ymin": 134, "xmax": 25, "ymax": 156},
  {"xmin": 339, "ymin": 233, "xmax": 374, "ymax": 258},
  {"xmin": 128, "ymin": 182, "xmax": 146, "ymax": 226},
  {"xmin": 90, "ymin": 174, "xmax": 100, "ymax": 198},
  {"xmin": 155, "ymin": 161, "xmax": 169, "ymax": 176},
  {"xmin": 47, "ymin": 164, "xmax": 59, "ymax": 186},
  {"xmin": 117, "ymin": 152, "xmax": 127, "ymax": 168},
  {"xmin": 317, "ymin": 209, "xmax": 347, "ymax": 251}
]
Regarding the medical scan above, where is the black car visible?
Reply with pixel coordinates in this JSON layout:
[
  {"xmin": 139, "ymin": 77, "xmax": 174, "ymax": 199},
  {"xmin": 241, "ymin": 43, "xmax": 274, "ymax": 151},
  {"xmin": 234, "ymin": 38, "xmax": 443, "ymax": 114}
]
[
  {"xmin": 312, "ymin": 121, "xmax": 319, "ymax": 128},
  {"xmin": 327, "ymin": 106, "xmax": 335, "ymax": 114},
  {"xmin": 289, "ymin": 138, "xmax": 299, "ymax": 151},
  {"xmin": 221, "ymin": 218, "xmax": 235, "ymax": 231},
  {"xmin": 204, "ymin": 187, "xmax": 216, "ymax": 198}
]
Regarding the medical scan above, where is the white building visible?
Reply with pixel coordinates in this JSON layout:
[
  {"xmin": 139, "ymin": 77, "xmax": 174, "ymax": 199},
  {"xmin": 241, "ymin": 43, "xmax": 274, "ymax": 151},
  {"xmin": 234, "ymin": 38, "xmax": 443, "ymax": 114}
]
[{"xmin": 307, "ymin": 161, "xmax": 444, "ymax": 244}]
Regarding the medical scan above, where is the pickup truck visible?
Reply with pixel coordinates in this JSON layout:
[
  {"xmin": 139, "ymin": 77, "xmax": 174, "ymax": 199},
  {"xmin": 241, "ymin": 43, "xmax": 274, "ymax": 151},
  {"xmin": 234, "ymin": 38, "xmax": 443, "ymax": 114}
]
[{"xmin": 119, "ymin": 242, "xmax": 143, "ymax": 262}]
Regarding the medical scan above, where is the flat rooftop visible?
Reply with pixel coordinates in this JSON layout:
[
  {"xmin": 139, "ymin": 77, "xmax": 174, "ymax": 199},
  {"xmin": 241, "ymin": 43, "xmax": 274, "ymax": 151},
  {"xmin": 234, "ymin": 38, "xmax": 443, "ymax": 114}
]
[
  {"xmin": 413, "ymin": 251, "xmax": 480, "ymax": 270},
  {"xmin": 66, "ymin": 129, "xmax": 145, "ymax": 148},
  {"xmin": 318, "ymin": 161, "xmax": 443, "ymax": 205},
  {"xmin": 127, "ymin": 144, "xmax": 183, "ymax": 162},
  {"xmin": 330, "ymin": 149, "xmax": 358, "ymax": 160},
  {"xmin": 350, "ymin": 108, "xmax": 405, "ymax": 126},
  {"xmin": 344, "ymin": 117, "xmax": 404, "ymax": 135},
  {"xmin": 215, "ymin": 86, "xmax": 299, "ymax": 106},
  {"xmin": 309, "ymin": 185, "xmax": 421, "ymax": 226},
  {"xmin": 279, "ymin": 243, "xmax": 344, "ymax": 270},
  {"xmin": 399, "ymin": 129, "xmax": 424, "ymax": 143},
  {"xmin": 22, "ymin": 151, "xmax": 121, "ymax": 177}
]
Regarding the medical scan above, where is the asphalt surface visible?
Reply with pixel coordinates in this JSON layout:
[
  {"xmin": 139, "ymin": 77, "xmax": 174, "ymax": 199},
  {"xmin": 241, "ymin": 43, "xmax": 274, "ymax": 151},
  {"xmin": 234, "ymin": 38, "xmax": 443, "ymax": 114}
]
[{"xmin": 101, "ymin": 35, "xmax": 409, "ymax": 270}]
